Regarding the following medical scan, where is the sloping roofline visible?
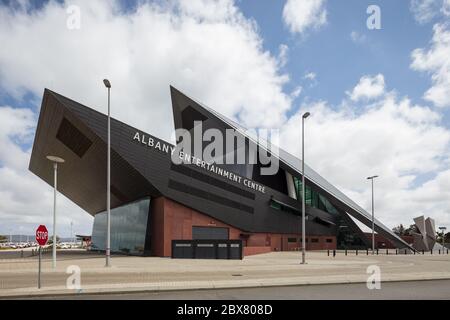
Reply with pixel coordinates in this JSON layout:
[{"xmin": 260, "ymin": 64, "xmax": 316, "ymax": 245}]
[{"xmin": 170, "ymin": 86, "xmax": 412, "ymax": 249}]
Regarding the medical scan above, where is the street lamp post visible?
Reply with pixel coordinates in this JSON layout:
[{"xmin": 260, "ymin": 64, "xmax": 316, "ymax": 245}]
[
  {"xmin": 103, "ymin": 79, "xmax": 112, "ymax": 267},
  {"xmin": 439, "ymin": 227, "xmax": 447, "ymax": 253},
  {"xmin": 46, "ymin": 155, "xmax": 65, "ymax": 269},
  {"xmin": 367, "ymin": 175, "xmax": 379, "ymax": 254},
  {"xmin": 70, "ymin": 221, "xmax": 73, "ymax": 245},
  {"xmin": 301, "ymin": 112, "xmax": 310, "ymax": 265}
]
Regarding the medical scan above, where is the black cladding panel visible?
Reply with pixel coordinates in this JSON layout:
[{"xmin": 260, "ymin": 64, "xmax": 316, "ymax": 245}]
[
  {"xmin": 30, "ymin": 88, "xmax": 341, "ymax": 236},
  {"xmin": 28, "ymin": 86, "xmax": 410, "ymax": 249}
]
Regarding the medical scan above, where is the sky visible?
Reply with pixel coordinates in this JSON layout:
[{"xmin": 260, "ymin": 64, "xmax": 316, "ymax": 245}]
[{"xmin": 0, "ymin": 0, "xmax": 449, "ymax": 237}]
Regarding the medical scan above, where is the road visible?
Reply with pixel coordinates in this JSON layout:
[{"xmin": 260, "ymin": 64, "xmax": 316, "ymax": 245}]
[{"xmin": 26, "ymin": 280, "xmax": 450, "ymax": 300}]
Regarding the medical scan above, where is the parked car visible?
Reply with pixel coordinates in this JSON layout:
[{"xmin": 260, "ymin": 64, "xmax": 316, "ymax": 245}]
[{"xmin": 59, "ymin": 243, "xmax": 72, "ymax": 249}]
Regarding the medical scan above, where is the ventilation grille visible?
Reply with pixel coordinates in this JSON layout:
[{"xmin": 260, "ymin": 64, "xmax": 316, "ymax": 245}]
[
  {"xmin": 168, "ymin": 179, "xmax": 254, "ymax": 214},
  {"xmin": 171, "ymin": 164, "xmax": 255, "ymax": 200},
  {"xmin": 56, "ymin": 118, "xmax": 93, "ymax": 158}
]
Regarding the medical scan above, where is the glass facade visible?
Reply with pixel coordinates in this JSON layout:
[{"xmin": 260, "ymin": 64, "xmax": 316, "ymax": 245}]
[
  {"xmin": 293, "ymin": 176, "xmax": 337, "ymax": 214},
  {"xmin": 335, "ymin": 216, "xmax": 367, "ymax": 249},
  {"xmin": 91, "ymin": 197, "xmax": 150, "ymax": 255},
  {"xmin": 292, "ymin": 176, "xmax": 367, "ymax": 249}
]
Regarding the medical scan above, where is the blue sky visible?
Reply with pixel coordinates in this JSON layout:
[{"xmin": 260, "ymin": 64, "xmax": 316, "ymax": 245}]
[
  {"xmin": 0, "ymin": 0, "xmax": 449, "ymax": 236},
  {"xmin": 2, "ymin": 0, "xmax": 445, "ymax": 122},
  {"xmin": 239, "ymin": 0, "xmax": 436, "ymax": 111}
]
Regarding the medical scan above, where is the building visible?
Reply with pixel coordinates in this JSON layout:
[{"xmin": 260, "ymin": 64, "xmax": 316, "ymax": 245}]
[
  {"xmin": 412, "ymin": 216, "xmax": 436, "ymax": 251},
  {"xmin": 29, "ymin": 87, "xmax": 412, "ymax": 257},
  {"xmin": 364, "ymin": 233, "xmax": 414, "ymax": 249}
]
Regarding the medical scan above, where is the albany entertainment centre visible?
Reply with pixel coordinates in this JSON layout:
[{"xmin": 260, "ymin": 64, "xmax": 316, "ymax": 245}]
[{"xmin": 29, "ymin": 86, "xmax": 411, "ymax": 258}]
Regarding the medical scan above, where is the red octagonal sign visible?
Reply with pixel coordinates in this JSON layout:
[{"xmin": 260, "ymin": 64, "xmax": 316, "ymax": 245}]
[{"xmin": 36, "ymin": 225, "xmax": 49, "ymax": 246}]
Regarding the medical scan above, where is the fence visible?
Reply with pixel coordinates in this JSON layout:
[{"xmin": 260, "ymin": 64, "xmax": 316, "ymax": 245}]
[
  {"xmin": 0, "ymin": 246, "xmax": 52, "ymax": 260},
  {"xmin": 327, "ymin": 248, "xmax": 449, "ymax": 257}
]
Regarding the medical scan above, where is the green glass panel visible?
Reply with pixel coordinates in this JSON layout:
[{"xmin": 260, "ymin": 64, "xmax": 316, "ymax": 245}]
[{"xmin": 270, "ymin": 200, "xmax": 281, "ymax": 210}]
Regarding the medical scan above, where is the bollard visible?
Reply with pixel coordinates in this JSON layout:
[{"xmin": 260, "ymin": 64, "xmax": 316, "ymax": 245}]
[
  {"xmin": 356, "ymin": 249, "xmax": 358, "ymax": 256},
  {"xmin": 345, "ymin": 249, "xmax": 347, "ymax": 256},
  {"xmin": 422, "ymin": 250, "xmax": 425, "ymax": 255},
  {"xmin": 333, "ymin": 250, "xmax": 336, "ymax": 257},
  {"xmin": 439, "ymin": 249, "xmax": 441, "ymax": 255},
  {"xmin": 395, "ymin": 249, "xmax": 398, "ymax": 255},
  {"xmin": 431, "ymin": 249, "xmax": 433, "ymax": 255},
  {"xmin": 386, "ymin": 249, "xmax": 388, "ymax": 255},
  {"xmin": 327, "ymin": 250, "xmax": 330, "ymax": 256},
  {"xmin": 414, "ymin": 250, "xmax": 415, "ymax": 255},
  {"xmin": 376, "ymin": 249, "xmax": 379, "ymax": 255},
  {"xmin": 366, "ymin": 249, "xmax": 368, "ymax": 255}
]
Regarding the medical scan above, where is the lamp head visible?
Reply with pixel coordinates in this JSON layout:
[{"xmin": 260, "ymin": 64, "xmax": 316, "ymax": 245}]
[
  {"xmin": 302, "ymin": 112, "xmax": 311, "ymax": 119},
  {"xmin": 103, "ymin": 79, "xmax": 111, "ymax": 88},
  {"xmin": 46, "ymin": 155, "xmax": 65, "ymax": 163}
]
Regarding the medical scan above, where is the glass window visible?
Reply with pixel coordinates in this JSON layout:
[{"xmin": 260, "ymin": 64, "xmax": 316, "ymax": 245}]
[
  {"xmin": 292, "ymin": 176, "xmax": 339, "ymax": 215},
  {"xmin": 269, "ymin": 200, "xmax": 299, "ymax": 215},
  {"xmin": 311, "ymin": 238, "xmax": 319, "ymax": 243},
  {"xmin": 336, "ymin": 217, "xmax": 367, "ymax": 249},
  {"xmin": 293, "ymin": 176, "xmax": 314, "ymax": 206},
  {"xmin": 91, "ymin": 197, "xmax": 150, "ymax": 255},
  {"xmin": 287, "ymin": 237, "xmax": 297, "ymax": 243},
  {"xmin": 270, "ymin": 200, "xmax": 281, "ymax": 210}
]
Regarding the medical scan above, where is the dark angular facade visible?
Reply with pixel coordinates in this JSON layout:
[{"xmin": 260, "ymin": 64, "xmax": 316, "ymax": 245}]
[{"xmin": 29, "ymin": 87, "xmax": 412, "ymax": 257}]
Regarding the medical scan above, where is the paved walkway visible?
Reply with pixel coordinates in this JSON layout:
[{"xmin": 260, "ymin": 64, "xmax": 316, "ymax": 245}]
[
  {"xmin": 1, "ymin": 251, "xmax": 449, "ymax": 298},
  {"xmin": 29, "ymin": 280, "xmax": 450, "ymax": 300}
]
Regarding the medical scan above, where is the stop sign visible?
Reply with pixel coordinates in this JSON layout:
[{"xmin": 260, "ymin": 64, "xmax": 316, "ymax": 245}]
[{"xmin": 36, "ymin": 225, "xmax": 49, "ymax": 246}]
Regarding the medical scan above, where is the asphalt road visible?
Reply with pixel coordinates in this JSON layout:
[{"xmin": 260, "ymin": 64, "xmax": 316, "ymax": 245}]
[{"xmin": 27, "ymin": 280, "xmax": 450, "ymax": 300}]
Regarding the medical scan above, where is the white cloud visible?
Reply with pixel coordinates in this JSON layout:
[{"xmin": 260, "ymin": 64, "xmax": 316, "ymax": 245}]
[
  {"xmin": 0, "ymin": 107, "xmax": 34, "ymax": 171},
  {"xmin": 443, "ymin": 0, "xmax": 450, "ymax": 15},
  {"xmin": 347, "ymin": 74, "xmax": 385, "ymax": 102},
  {"xmin": 303, "ymin": 71, "xmax": 317, "ymax": 87},
  {"xmin": 0, "ymin": 0, "xmax": 293, "ymax": 236},
  {"xmin": 304, "ymin": 72, "xmax": 316, "ymax": 81},
  {"xmin": 0, "ymin": 0, "xmax": 291, "ymax": 133},
  {"xmin": 290, "ymin": 86, "xmax": 302, "ymax": 99},
  {"xmin": 0, "ymin": 106, "xmax": 93, "ymax": 236},
  {"xmin": 282, "ymin": 0, "xmax": 327, "ymax": 35},
  {"xmin": 280, "ymin": 94, "xmax": 450, "ymax": 229},
  {"xmin": 176, "ymin": 0, "xmax": 239, "ymax": 22},
  {"xmin": 278, "ymin": 44, "xmax": 289, "ymax": 68},
  {"xmin": 350, "ymin": 31, "xmax": 367, "ymax": 44},
  {"xmin": 411, "ymin": 23, "xmax": 450, "ymax": 108},
  {"xmin": 410, "ymin": 0, "xmax": 450, "ymax": 23},
  {"xmin": 410, "ymin": 0, "xmax": 442, "ymax": 23}
]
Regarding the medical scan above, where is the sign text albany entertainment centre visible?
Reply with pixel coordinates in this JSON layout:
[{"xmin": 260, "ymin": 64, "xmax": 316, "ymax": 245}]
[{"xmin": 133, "ymin": 131, "xmax": 266, "ymax": 194}]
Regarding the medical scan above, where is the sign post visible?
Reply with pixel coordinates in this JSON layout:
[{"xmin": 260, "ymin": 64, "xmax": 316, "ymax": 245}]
[{"xmin": 35, "ymin": 225, "xmax": 49, "ymax": 289}]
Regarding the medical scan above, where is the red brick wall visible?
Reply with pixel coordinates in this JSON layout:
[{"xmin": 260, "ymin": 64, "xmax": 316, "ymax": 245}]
[
  {"xmin": 244, "ymin": 246, "xmax": 272, "ymax": 256},
  {"xmin": 150, "ymin": 196, "xmax": 337, "ymax": 257},
  {"xmin": 364, "ymin": 233, "xmax": 414, "ymax": 249}
]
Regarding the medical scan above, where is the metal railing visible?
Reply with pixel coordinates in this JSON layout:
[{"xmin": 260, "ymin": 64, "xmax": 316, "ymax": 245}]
[{"xmin": 327, "ymin": 248, "xmax": 449, "ymax": 257}]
